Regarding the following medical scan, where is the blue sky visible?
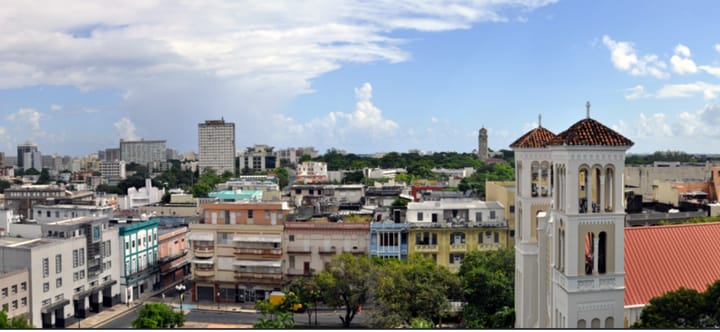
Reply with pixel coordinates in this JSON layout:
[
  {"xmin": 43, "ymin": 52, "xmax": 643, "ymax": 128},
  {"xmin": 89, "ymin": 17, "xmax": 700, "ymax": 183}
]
[{"xmin": 1, "ymin": 0, "xmax": 720, "ymax": 157}]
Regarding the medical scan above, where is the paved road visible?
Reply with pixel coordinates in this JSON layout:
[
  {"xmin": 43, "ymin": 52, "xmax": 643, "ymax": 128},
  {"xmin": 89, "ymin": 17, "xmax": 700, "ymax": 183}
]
[{"xmin": 100, "ymin": 306, "xmax": 367, "ymax": 328}]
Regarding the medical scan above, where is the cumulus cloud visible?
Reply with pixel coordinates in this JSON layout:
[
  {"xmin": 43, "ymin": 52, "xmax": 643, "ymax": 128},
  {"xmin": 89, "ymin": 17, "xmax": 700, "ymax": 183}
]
[
  {"xmin": 50, "ymin": 104, "xmax": 63, "ymax": 111},
  {"xmin": 614, "ymin": 105, "xmax": 720, "ymax": 141},
  {"xmin": 670, "ymin": 43, "xmax": 697, "ymax": 74},
  {"xmin": 623, "ymin": 85, "xmax": 651, "ymax": 100},
  {"xmin": 656, "ymin": 82, "xmax": 720, "ymax": 99},
  {"xmin": 602, "ymin": 35, "xmax": 668, "ymax": 79},
  {"xmin": 113, "ymin": 117, "xmax": 139, "ymax": 141},
  {"xmin": 8, "ymin": 108, "xmax": 42, "ymax": 130},
  {"xmin": 715, "ymin": 44, "xmax": 720, "ymax": 54}
]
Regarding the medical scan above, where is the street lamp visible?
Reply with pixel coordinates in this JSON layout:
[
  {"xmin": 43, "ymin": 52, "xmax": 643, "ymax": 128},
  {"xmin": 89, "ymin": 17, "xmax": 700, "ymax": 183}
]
[
  {"xmin": 217, "ymin": 292, "xmax": 220, "ymax": 310},
  {"xmin": 175, "ymin": 284, "xmax": 186, "ymax": 311}
]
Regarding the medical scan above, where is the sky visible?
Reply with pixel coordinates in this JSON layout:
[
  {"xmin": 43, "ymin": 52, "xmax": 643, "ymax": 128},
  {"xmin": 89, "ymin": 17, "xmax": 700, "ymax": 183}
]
[{"xmin": 2, "ymin": 0, "xmax": 720, "ymax": 157}]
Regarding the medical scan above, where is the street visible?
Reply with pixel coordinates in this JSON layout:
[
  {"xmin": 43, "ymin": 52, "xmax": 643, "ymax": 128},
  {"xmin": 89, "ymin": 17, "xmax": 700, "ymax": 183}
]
[{"xmin": 99, "ymin": 305, "xmax": 368, "ymax": 328}]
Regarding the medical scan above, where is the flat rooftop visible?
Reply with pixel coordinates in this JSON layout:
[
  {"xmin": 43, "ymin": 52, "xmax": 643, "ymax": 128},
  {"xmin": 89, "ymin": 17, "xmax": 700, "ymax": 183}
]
[{"xmin": 0, "ymin": 237, "xmax": 64, "ymax": 249}]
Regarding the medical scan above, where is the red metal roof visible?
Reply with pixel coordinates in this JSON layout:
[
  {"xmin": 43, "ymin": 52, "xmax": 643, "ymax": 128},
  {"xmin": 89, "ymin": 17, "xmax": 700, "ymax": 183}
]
[
  {"xmin": 509, "ymin": 126, "xmax": 557, "ymax": 148},
  {"xmin": 624, "ymin": 222, "xmax": 720, "ymax": 306},
  {"xmin": 549, "ymin": 118, "xmax": 634, "ymax": 147}
]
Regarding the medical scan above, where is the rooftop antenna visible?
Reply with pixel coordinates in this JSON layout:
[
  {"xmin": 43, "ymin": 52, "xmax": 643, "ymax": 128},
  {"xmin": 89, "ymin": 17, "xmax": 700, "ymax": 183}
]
[
  {"xmin": 538, "ymin": 113, "xmax": 542, "ymax": 128},
  {"xmin": 586, "ymin": 101, "xmax": 591, "ymax": 119}
]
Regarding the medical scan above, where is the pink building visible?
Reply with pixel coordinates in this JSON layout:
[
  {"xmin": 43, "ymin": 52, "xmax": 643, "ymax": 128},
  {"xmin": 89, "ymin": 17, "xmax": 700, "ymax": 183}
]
[{"xmin": 157, "ymin": 227, "xmax": 189, "ymax": 289}]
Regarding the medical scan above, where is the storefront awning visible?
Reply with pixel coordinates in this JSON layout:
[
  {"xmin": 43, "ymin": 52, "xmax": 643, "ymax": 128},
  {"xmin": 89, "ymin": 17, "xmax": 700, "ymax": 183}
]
[
  {"xmin": 233, "ymin": 260, "xmax": 281, "ymax": 267},
  {"xmin": 232, "ymin": 234, "xmax": 281, "ymax": 243},
  {"xmin": 188, "ymin": 232, "xmax": 214, "ymax": 241}
]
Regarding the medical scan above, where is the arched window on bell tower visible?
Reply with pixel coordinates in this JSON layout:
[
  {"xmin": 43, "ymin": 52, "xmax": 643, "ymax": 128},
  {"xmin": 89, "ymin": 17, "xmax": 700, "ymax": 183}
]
[
  {"xmin": 598, "ymin": 231, "xmax": 607, "ymax": 274},
  {"xmin": 585, "ymin": 232, "xmax": 594, "ymax": 275},
  {"xmin": 531, "ymin": 162, "xmax": 540, "ymax": 197}
]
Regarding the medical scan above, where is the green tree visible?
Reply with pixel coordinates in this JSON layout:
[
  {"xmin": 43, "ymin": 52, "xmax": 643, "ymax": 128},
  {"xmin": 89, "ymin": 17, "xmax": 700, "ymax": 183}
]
[
  {"xmin": 287, "ymin": 277, "xmax": 321, "ymax": 326},
  {"xmin": 35, "ymin": 168, "xmax": 52, "ymax": 185},
  {"xmin": 273, "ymin": 167, "xmax": 289, "ymax": 189},
  {"xmin": 191, "ymin": 182, "xmax": 212, "ymax": 198},
  {"xmin": 315, "ymin": 253, "xmax": 373, "ymax": 327},
  {"xmin": 458, "ymin": 249, "xmax": 515, "ymax": 328},
  {"xmin": 131, "ymin": 303, "xmax": 184, "ymax": 328},
  {"xmin": 632, "ymin": 287, "xmax": 710, "ymax": 328},
  {"xmin": 371, "ymin": 256, "xmax": 461, "ymax": 328},
  {"xmin": 95, "ymin": 184, "xmax": 123, "ymax": 195},
  {"xmin": 0, "ymin": 310, "xmax": 33, "ymax": 328},
  {"xmin": 253, "ymin": 299, "xmax": 296, "ymax": 328},
  {"xmin": 24, "ymin": 168, "xmax": 39, "ymax": 175},
  {"xmin": 0, "ymin": 180, "xmax": 11, "ymax": 193}
]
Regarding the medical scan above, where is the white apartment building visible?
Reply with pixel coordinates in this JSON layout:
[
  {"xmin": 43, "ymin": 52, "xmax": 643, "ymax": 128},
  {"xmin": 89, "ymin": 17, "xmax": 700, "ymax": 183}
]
[
  {"xmin": 99, "ymin": 161, "xmax": 126, "ymax": 180},
  {"xmin": 198, "ymin": 119, "xmax": 236, "ymax": 175},
  {"xmin": 238, "ymin": 145, "xmax": 276, "ymax": 172},
  {"xmin": 32, "ymin": 204, "xmax": 114, "ymax": 223},
  {"xmin": 119, "ymin": 179, "xmax": 164, "ymax": 210},
  {"xmin": 119, "ymin": 139, "xmax": 167, "ymax": 166},
  {"xmin": 0, "ymin": 268, "xmax": 30, "ymax": 321}
]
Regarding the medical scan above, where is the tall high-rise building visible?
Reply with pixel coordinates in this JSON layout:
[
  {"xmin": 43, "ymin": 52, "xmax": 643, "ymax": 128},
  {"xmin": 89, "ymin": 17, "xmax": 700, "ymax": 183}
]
[
  {"xmin": 198, "ymin": 119, "xmax": 236, "ymax": 175},
  {"xmin": 119, "ymin": 139, "xmax": 166, "ymax": 166},
  {"xmin": 17, "ymin": 142, "xmax": 41, "ymax": 170}
]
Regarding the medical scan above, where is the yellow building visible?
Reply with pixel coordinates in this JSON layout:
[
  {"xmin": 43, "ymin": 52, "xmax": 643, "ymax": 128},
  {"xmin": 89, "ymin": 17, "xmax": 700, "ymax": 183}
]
[
  {"xmin": 406, "ymin": 199, "xmax": 508, "ymax": 271},
  {"xmin": 485, "ymin": 180, "xmax": 516, "ymax": 248}
]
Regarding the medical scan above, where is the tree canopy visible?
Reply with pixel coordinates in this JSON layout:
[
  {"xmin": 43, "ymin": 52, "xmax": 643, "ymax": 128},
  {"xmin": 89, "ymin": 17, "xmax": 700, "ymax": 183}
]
[
  {"xmin": 315, "ymin": 253, "xmax": 373, "ymax": 327},
  {"xmin": 458, "ymin": 249, "xmax": 515, "ymax": 328},
  {"xmin": 131, "ymin": 303, "xmax": 184, "ymax": 329},
  {"xmin": 632, "ymin": 279, "xmax": 720, "ymax": 328},
  {"xmin": 0, "ymin": 310, "xmax": 33, "ymax": 328}
]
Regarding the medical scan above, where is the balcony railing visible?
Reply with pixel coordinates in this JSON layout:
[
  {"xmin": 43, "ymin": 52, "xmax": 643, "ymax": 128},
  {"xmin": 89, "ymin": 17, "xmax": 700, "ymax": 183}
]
[
  {"xmin": 233, "ymin": 272, "xmax": 283, "ymax": 282},
  {"xmin": 194, "ymin": 268, "xmax": 215, "ymax": 278},
  {"xmin": 477, "ymin": 243, "xmax": 502, "ymax": 250},
  {"xmin": 318, "ymin": 246, "xmax": 336, "ymax": 254},
  {"xmin": 414, "ymin": 244, "xmax": 438, "ymax": 252},
  {"xmin": 234, "ymin": 248, "xmax": 283, "ymax": 256},
  {"xmin": 450, "ymin": 243, "xmax": 467, "ymax": 251},
  {"xmin": 286, "ymin": 247, "xmax": 311, "ymax": 254},
  {"xmin": 194, "ymin": 247, "xmax": 214, "ymax": 257}
]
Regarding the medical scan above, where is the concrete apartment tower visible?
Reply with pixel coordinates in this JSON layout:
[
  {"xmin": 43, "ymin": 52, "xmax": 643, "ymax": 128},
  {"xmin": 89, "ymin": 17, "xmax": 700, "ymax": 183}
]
[
  {"xmin": 198, "ymin": 119, "xmax": 236, "ymax": 175},
  {"xmin": 17, "ymin": 141, "xmax": 41, "ymax": 170},
  {"xmin": 512, "ymin": 104, "xmax": 633, "ymax": 328},
  {"xmin": 478, "ymin": 127, "xmax": 488, "ymax": 160}
]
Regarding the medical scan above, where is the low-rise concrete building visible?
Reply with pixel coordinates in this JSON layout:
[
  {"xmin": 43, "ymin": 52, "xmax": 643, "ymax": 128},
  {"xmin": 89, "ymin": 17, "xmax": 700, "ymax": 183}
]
[
  {"xmin": 31, "ymin": 204, "xmax": 113, "ymax": 223},
  {"xmin": 114, "ymin": 218, "xmax": 159, "ymax": 304},
  {"xmin": 157, "ymin": 226, "xmax": 189, "ymax": 289},
  {"xmin": 0, "ymin": 268, "xmax": 30, "ymax": 321}
]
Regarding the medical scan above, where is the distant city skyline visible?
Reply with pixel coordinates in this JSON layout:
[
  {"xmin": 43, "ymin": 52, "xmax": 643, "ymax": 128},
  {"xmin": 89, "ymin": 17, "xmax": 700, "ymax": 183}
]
[{"xmin": 1, "ymin": 1, "xmax": 720, "ymax": 157}]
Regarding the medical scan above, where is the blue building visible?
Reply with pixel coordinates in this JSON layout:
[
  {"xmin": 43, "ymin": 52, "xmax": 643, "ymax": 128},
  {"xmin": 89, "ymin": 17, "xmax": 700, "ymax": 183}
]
[
  {"xmin": 114, "ymin": 218, "xmax": 159, "ymax": 304},
  {"xmin": 369, "ymin": 221, "xmax": 408, "ymax": 260}
]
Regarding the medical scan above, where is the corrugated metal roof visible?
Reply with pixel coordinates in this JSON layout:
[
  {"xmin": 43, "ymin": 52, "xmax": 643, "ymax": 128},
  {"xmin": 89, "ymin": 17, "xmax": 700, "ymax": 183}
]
[{"xmin": 624, "ymin": 222, "xmax": 720, "ymax": 306}]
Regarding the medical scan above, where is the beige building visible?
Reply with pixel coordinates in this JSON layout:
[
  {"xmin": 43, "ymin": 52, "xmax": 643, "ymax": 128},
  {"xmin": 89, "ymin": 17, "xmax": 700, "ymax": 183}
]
[
  {"xmin": 0, "ymin": 268, "xmax": 30, "ymax": 321},
  {"xmin": 283, "ymin": 220, "xmax": 369, "ymax": 277},
  {"xmin": 625, "ymin": 165, "xmax": 710, "ymax": 203},
  {"xmin": 198, "ymin": 119, "xmax": 236, "ymax": 175},
  {"xmin": 189, "ymin": 202, "xmax": 290, "ymax": 303},
  {"xmin": 486, "ymin": 180, "xmax": 516, "ymax": 248}
]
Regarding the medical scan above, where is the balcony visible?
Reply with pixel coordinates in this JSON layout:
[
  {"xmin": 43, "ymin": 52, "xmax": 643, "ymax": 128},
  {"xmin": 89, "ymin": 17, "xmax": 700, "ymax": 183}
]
[
  {"xmin": 477, "ymin": 243, "xmax": 502, "ymax": 250},
  {"xmin": 450, "ymin": 243, "xmax": 467, "ymax": 251},
  {"xmin": 349, "ymin": 247, "xmax": 366, "ymax": 254},
  {"xmin": 286, "ymin": 247, "xmax": 311, "ymax": 254},
  {"xmin": 414, "ymin": 244, "xmax": 438, "ymax": 252},
  {"xmin": 194, "ymin": 268, "xmax": 215, "ymax": 278},
  {"xmin": 318, "ymin": 246, "xmax": 336, "ymax": 254},
  {"xmin": 233, "ymin": 272, "xmax": 283, "ymax": 283},
  {"xmin": 194, "ymin": 247, "xmax": 214, "ymax": 257},
  {"xmin": 234, "ymin": 248, "xmax": 282, "ymax": 257}
]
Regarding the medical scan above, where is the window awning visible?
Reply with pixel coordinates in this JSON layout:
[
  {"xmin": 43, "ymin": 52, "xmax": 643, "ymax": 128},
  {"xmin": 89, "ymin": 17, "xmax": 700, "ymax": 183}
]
[
  {"xmin": 233, "ymin": 260, "xmax": 281, "ymax": 267},
  {"xmin": 232, "ymin": 234, "xmax": 281, "ymax": 243},
  {"xmin": 188, "ymin": 232, "xmax": 214, "ymax": 241},
  {"xmin": 190, "ymin": 259, "xmax": 214, "ymax": 265}
]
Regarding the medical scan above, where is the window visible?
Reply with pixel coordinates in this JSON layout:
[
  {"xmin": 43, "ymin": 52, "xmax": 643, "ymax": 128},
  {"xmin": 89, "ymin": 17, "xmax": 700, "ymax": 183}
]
[
  {"xmin": 11, "ymin": 300, "xmax": 17, "ymax": 310},
  {"xmin": 490, "ymin": 211, "xmax": 496, "ymax": 219},
  {"xmin": 73, "ymin": 250, "xmax": 79, "ymax": 268},
  {"xmin": 485, "ymin": 231, "xmax": 492, "ymax": 243},
  {"xmin": 248, "ymin": 210, "xmax": 254, "ymax": 219},
  {"xmin": 56, "ymin": 254, "xmax": 62, "ymax": 273},
  {"xmin": 417, "ymin": 212, "xmax": 424, "ymax": 221},
  {"xmin": 494, "ymin": 232, "xmax": 499, "ymax": 243},
  {"xmin": 56, "ymin": 278, "xmax": 62, "ymax": 288},
  {"xmin": 79, "ymin": 271, "xmax": 85, "ymax": 280},
  {"xmin": 289, "ymin": 235, "xmax": 295, "ymax": 242},
  {"xmin": 43, "ymin": 282, "xmax": 50, "ymax": 292},
  {"xmin": 509, "ymin": 205, "xmax": 515, "ymax": 213},
  {"xmin": 475, "ymin": 212, "xmax": 482, "ymax": 222},
  {"xmin": 265, "ymin": 210, "xmax": 270, "ymax": 219},
  {"xmin": 125, "ymin": 241, "xmax": 129, "ymax": 250},
  {"xmin": 55, "ymin": 211, "xmax": 60, "ymax": 218},
  {"xmin": 431, "ymin": 213, "xmax": 438, "ymax": 222},
  {"xmin": 132, "ymin": 240, "xmax": 135, "ymax": 248},
  {"xmin": 1, "ymin": 288, "xmax": 7, "ymax": 297},
  {"xmin": 21, "ymin": 297, "xmax": 26, "ymax": 306},
  {"xmin": 106, "ymin": 240, "xmax": 111, "ymax": 257},
  {"xmin": 73, "ymin": 272, "xmax": 79, "ymax": 281},
  {"xmin": 20, "ymin": 282, "xmax": 26, "ymax": 291},
  {"xmin": 43, "ymin": 258, "xmax": 49, "ymax": 277},
  {"xmin": 11, "ymin": 285, "xmax": 16, "ymax": 294},
  {"xmin": 478, "ymin": 233, "xmax": 483, "ymax": 244},
  {"xmin": 47, "ymin": 211, "xmax": 51, "ymax": 218},
  {"xmin": 295, "ymin": 189, "xmax": 301, "ymax": 194},
  {"xmin": 79, "ymin": 248, "xmax": 85, "ymax": 266}
]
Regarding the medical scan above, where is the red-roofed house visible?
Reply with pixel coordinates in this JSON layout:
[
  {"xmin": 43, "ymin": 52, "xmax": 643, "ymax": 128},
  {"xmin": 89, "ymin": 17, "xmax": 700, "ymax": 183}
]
[{"xmin": 623, "ymin": 222, "xmax": 720, "ymax": 326}]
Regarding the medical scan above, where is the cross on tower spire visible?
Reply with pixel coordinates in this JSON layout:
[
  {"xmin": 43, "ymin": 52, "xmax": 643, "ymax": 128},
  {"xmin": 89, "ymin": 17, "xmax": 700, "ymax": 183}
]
[{"xmin": 586, "ymin": 101, "xmax": 591, "ymax": 119}]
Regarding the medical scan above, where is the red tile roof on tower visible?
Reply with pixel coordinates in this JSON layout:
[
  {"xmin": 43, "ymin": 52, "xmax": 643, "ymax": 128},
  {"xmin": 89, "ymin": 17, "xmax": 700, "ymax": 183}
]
[
  {"xmin": 509, "ymin": 126, "xmax": 557, "ymax": 148},
  {"xmin": 624, "ymin": 222, "xmax": 720, "ymax": 306},
  {"xmin": 549, "ymin": 118, "xmax": 634, "ymax": 147}
]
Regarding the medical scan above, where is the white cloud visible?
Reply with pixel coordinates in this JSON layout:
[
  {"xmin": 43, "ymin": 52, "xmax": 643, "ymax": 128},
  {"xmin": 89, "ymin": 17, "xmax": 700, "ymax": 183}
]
[
  {"xmin": 50, "ymin": 104, "xmax": 62, "ymax": 111},
  {"xmin": 698, "ymin": 65, "xmax": 720, "ymax": 78},
  {"xmin": 670, "ymin": 43, "xmax": 697, "ymax": 74},
  {"xmin": 113, "ymin": 117, "xmax": 139, "ymax": 141},
  {"xmin": 623, "ymin": 85, "xmax": 651, "ymax": 100},
  {"xmin": 7, "ymin": 108, "xmax": 42, "ymax": 131},
  {"xmin": 715, "ymin": 44, "xmax": 720, "ymax": 54},
  {"xmin": 656, "ymin": 82, "xmax": 720, "ymax": 99},
  {"xmin": 431, "ymin": 116, "xmax": 439, "ymax": 123},
  {"xmin": 602, "ymin": 35, "xmax": 668, "ymax": 79},
  {"xmin": 615, "ymin": 105, "xmax": 720, "ymax": 140}
]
